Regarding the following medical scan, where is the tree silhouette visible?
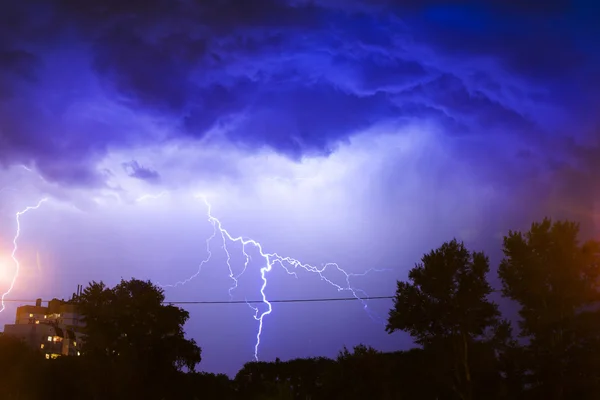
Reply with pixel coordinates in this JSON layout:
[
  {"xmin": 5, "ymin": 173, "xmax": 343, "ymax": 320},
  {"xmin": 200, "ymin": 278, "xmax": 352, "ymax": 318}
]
[
  {"xmin": 76, "ymin": 278, "xmax": 202, "ymax": 399},
  {"xmin": 326, "ymin": 344, "xmax": 393, "ymax": 400},
  {"xmin": 386, "ymin": 239, "xmax": 501, "ymax": 400},
  {"xmin": 235, "ymin": 356, "xmax": 334, "ymax": 400},
  {"xmin": 498, "ymin": 218, "xmax": 600, "ymax": 399}
]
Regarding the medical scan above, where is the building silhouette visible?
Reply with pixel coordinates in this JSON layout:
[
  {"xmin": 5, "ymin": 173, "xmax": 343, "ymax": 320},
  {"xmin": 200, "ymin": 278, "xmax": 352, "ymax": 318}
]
[{"xmin": 3, "ymin": 287, "xmax": 85, "ymax": 359}]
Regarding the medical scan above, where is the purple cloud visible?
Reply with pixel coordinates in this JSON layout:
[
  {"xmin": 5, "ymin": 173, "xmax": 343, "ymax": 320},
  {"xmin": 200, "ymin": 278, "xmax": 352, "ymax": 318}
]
[
  {"xmin": 122, "ymin": 161, "xmax": 160, "ymax": 183},
  {"xmin": 0, "ymin": 0, "xmax": 599, "ymax": 375}
]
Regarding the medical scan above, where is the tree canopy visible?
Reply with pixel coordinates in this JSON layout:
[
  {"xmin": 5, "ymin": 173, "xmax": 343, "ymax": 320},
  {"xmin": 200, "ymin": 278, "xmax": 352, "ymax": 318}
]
[
  {"xmin": 76, "ymin": 278, "xmax": 202, "ymax": 399},
  {"xmin": 387, "ymin": 239, "xmax": 502, "ymax": 400},
  {"xmin": 498, "ymin": 218, "xmax": 600, "ymax": 399}
]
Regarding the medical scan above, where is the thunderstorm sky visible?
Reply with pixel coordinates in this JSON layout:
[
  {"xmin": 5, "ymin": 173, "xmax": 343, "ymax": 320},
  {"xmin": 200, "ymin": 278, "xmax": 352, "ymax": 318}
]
[{"xmin": 1, "ymin": 0, "xmax": 599, "ymax": 375}]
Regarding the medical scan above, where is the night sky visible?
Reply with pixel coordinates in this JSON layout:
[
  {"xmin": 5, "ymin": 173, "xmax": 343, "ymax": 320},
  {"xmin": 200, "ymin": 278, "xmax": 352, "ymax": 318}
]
[{"xmin": 1, "ymin": 0, "xmax": 599, "ymax": 376}]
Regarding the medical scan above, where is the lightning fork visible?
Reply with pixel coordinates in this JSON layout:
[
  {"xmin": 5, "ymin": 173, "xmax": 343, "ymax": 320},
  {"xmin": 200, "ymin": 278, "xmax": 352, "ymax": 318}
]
[
  {"xmin": 188, "ymin": 196, "xmax": 386, "ymax": 360},
  {"xmin": 146, "ymin": 192, "xmax": 388, "ymax": 360},
  {"xmin": 1, "ymin": 198, "xmax": 48, "ymax": 313}
]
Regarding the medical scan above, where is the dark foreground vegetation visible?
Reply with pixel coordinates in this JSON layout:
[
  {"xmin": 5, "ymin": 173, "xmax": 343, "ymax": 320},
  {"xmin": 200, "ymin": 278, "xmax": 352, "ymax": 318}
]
[{"xmin": 2, "ymin": 218, "xmax": 600, "ymax": 399}]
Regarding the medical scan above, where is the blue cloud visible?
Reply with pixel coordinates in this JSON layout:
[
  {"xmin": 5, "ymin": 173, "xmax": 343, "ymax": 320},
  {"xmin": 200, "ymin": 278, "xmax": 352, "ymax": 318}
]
[
  {"xmin": 0, "ymin": 0, "xmax": 597, "ymax": 220},
  {"xmin": 122, "ymin": 161, "xmax": 161, "ymax": 183}
]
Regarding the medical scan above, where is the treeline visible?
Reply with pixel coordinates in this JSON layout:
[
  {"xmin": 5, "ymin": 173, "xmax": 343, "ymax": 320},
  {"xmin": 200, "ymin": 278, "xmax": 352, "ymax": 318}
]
[
  {"xmin": 0, "ymin": 337, "xmax": 504, "ymax": 399},
  {"xmin": 1, "ymin": 218, "xmax": 600, "ymax": 399}
]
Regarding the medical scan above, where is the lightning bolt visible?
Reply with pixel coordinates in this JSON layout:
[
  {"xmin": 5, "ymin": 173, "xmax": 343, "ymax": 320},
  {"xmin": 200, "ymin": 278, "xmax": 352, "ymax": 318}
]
[
  {"xmin": 165, "ymin": 195, "xmax": 388, "ymax": 361},
  {"xmin": 135, "ymin": 191, "xmax": 168, "ymax": 203},
  {"xmin": 0, "ymin": 165, "xmax": 46, "ymax": 199},
  {"xmin": 20, "ymin": 165, "xmax": 47, "ymax": 184},
  {"xmin": 1, "ymin": 198, "xmax": 48, "ymax": 313}
]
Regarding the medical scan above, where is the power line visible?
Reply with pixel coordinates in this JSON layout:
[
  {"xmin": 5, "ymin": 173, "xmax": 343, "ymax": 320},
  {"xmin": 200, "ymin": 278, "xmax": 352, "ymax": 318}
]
[
  {"xmin": 0, "ymin": 296, "xmax": 395, "ymax": 305},
  {"xmin": 2, "ymin": 291, "xmax": 510, "ymax": 306},
  {"xmin": 166, "ymin": 296, "xmax": 394, "ymax": 305}
]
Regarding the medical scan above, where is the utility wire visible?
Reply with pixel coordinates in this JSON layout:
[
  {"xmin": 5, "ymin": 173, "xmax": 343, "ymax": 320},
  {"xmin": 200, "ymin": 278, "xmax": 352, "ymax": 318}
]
[
  {"xmin": 2, "ymin": 291, "xmax": 507, "ymax": 305},
  {"xmin": 0, "ymin": 296, "xmax": 395, "ymax": 305},
  {"xmin": 166, "ymin": 296, "xmax": 394, "ymax": 305}
]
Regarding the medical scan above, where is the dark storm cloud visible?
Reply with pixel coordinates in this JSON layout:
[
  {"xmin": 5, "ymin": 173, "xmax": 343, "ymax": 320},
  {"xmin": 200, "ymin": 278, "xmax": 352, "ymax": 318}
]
[
  {"xmin": 122, "ymin": 161, "xmax": 160, "ymax": 183},
  {"xmin": 92, "ymin": 26, "xmax": 207, "ymax": 113},
  {"xmin": 394, "ymin": 73, "xmax": 536, "ymax": 134},
  {"xmin": 0, "ymin": 0, "xmax": 598, "ymax": 199},
  {"xmin": 0, "ymin": 50, "xmax": 39, "ymax": 89},
  {"xmin": 184, "ymin": 81, "xmax": 398, "ymax": 157},
  {"xmin": 411, "ymin": 7, "xmax": 587, "ymax": 82}
]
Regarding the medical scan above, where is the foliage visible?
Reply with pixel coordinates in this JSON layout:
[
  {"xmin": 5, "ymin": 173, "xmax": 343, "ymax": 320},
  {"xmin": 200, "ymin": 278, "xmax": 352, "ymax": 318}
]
[
  {"xmin": 386, "ymin": 239, "xmax": 500, "ymax": 343},
  {"xmin": 235, "ymin": 356, "xmax": 335, "ymax": 399},
  {"xmin": 498, "ymin": 218, "xmax": 600, "ymax": 399},
  {"xmin": 235, "ymin": 347, "xmax": 455, "ymax": 400},
  {"xmin": 329, "ymin": 344, "xmax": 390, "ymax": 399},
  {"xmin": 386, "ymin": 239, "xmax": 502, "ymax": 400},
  {"xmin": 76, "ymin": 278, "xmax": 202, "ymax": 399}
]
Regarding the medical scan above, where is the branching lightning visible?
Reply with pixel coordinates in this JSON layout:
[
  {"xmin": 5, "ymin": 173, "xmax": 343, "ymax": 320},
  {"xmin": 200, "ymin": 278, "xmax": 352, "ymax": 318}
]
[
  {"xmin": 163, "ymin": 195, "xmax": 388, "ymax": 361},
  {"xmin": 1, "ymin": 181, "xmax": 386, "ymax": 360},
  {"xmin": 1, "ymin": 198, "xmax": 48, "ymax": 313}
]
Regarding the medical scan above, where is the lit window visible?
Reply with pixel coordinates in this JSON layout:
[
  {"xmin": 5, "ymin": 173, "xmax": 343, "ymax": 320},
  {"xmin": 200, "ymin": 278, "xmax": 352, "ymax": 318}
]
[
  {"xmin": 29, "ymin": 313, "xmax": 33, "ymax": 317},
  {"xmin": 45, "ymin": 354, "xmax": 50, "ymax": 359},
  {"xmin": 40, "ymin": 344, "xmax": 44, "ymax": 349},
  {"xmin": 47, "ymin": 336, "xmax": 52, "ymax": 342}
]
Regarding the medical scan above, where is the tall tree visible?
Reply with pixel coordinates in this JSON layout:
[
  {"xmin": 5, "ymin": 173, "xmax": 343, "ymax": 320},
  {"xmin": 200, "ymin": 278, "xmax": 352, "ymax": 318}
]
[
  {"xmin": 386, "ymin": 239, "xmax": 501, "ymax": 400},
  {"xmin": 76, "ymin": 278, "xmax": 202, "ymax": 399},
  {"xmin": 498, "ymin": 218, "xmax": 600, "ymax": 399}
]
